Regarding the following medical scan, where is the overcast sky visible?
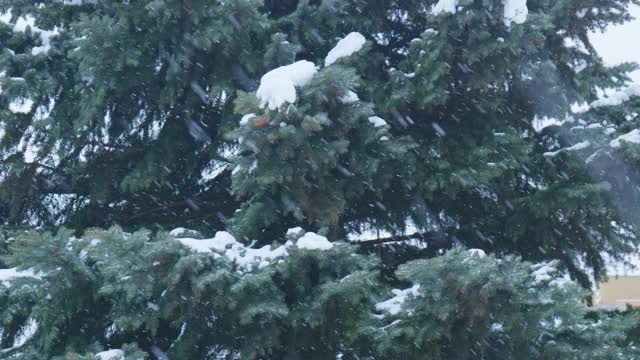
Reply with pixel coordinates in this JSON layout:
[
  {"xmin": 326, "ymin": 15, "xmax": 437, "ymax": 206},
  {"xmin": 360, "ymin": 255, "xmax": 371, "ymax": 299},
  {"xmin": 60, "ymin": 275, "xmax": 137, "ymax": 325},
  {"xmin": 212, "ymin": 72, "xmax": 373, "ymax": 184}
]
[{"xmin": 591, "ymin": 4, "xmax": 640, "ymax": 83}]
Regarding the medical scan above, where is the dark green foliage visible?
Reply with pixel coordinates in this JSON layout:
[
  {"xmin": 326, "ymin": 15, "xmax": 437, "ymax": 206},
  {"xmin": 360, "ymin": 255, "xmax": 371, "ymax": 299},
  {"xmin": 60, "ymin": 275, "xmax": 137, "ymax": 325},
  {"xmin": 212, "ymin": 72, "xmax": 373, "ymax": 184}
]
[{"xmin": 2, "ymin": 0, "xmax": 640, "ymax": 358}]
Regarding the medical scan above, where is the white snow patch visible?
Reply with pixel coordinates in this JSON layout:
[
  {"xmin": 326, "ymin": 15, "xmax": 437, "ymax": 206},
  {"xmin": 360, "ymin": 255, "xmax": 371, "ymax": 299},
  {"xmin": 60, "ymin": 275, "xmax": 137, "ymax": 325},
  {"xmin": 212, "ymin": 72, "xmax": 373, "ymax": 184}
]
[
  {"xmin": 586, "ymin": 150, "xmax": 602, "ymax": 164},
  {"xmin": 339, "ymin": 90, "xmax": 359, "ymax": 104},
  {"xmin": 532, "ymin": 115, "xmax": 575, "ymax": 132},
  {"xmin": 375, "ymin": 285, "xmax": 421, "ymax": 315},
  {"xmin": 169, "ymin": 227, "xmax": 197, "ymax": 236},
  {"xmin": 610, "ymin": 129, "xmax": 640, "ymax": 148},
  {"xmin": 176, "ymin": 231, "xmax": 237, "ymax": 253},
  {"xmin": 286, "ymin": 227, "xmax": 304, "ymax": 237},
  {"xmin": 11, "ymin": 318, "xmax": 37, "ymax": 348},
  {"xmin": 503, "ymin": 0, "xmax": 529, "ymax": 26},
  {"xmin": 603, "ymin": 251, "xmax": 640, "ymax": 276},
  {"xmin": 227, "ymin": 243, "xmax": 289, "ymax": 269},
  {"xmin": 0, "ymin": 268, "xmax": 41, "ymax": 286},
  {"xmin": 467, "ymin": 249, "xmax": 486, "ymax": 258},
  {"xmin": 32, "ymin": 27, "xmax": 59, "ymax": 55},
  {"xmin": 239, "ymin": 113, "xmax": 256, "ymax": 126},
  {"xmin": 325, "ymin": 32, "xmax": 366, "ymax": 67},
  {"xmin": 543, "ymin": 140, "xmax": 591, "ymax": 157},
  {"xmin": 8, "ymin": 98, "xmax": 34, "ymax": 114},
  {"xmin": 64, "ymin": 0, "xmax": 97, "ymax": 5},
  {"xmin": 95, "ymin": 349, "xmax": 125, "ymax": 360},
  {"xmin": 176, "ymin": 231, "xmax": 344, "ymax": 270},
  {"xmin": 256, "ymin": 60, "xmax": 317, "ymax": 110},
  {"xmin": 432, "ymin": 0, "xmax": 458, "ymax": 15},
  {"xmin": 368, "ymin": 116, "xmax": 388, "ymax": 127},
  {"xmin": 296, "ymin": 232, "xmax": 334, "ymax": 250},
  {"xmin": 590, "ymin": 84, "xmax": 640, "ymax": 108},
  {"xmin": 0, "ymin": 14, "xmax": 59, "ymax": 55},
  {"xmin": 531, "ymin": 261, "xmax": 559, "ymax": 284},
  {"xmin": 176, "ymin": 230, "xmax": 337, "ymax": 270}
]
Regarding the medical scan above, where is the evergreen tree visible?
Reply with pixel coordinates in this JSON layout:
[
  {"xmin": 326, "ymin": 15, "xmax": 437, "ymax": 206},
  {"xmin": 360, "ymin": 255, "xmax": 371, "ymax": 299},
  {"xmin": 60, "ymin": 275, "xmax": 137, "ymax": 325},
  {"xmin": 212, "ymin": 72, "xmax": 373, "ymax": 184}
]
[
  {"xmin": 1, "ymin": 0, "xmax": 638, "ymax": 279},
  {"xmin": 1, "ymin": 0, "xmax": 640, "ymax": 358}
]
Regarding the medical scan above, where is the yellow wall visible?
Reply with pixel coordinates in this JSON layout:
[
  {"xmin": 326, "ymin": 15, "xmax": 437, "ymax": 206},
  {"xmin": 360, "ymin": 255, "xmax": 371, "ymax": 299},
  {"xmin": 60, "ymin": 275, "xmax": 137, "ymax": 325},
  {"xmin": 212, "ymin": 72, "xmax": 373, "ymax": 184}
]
[{"xmin": 594, "ymin": 276, "xmax": 640, "ymax": 307}]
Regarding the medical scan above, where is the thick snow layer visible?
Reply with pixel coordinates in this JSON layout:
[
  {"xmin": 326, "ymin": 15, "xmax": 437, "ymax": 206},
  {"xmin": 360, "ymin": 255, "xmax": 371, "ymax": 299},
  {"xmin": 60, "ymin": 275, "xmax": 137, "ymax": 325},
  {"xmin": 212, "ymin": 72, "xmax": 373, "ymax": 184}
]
[
  {"xmin": 296, "ymin": 232, "xmax": 334, "ymax": 250},
  {"xmin": 375, "ymin": 285, "xmax": 421, "ymax": 315},
  {"xmin": 610, "ymin": 129, "xmax": 640, "ymax": 148},
  {"xmin": 590, "ymin": 84, "xmax": 640, "ymax": 108},
  {"xmin": 543, "ymin": 140, "xmax": 591, "ymax": 157},
  {"xmin": 95, "ymin": 349, "xmax": 125, "ymax": 360},
  {"xmin": 0, "ymin": 267, "xmax": 40, "ymax": 286},
  {"xmin": 368, "ymin": 116, "xmax": 388, "ymax": 127},
  {"xmin": 503, "ymin": 0, "xmax": 529, "ymax": 26},
  {"xmin": 176, "ymin": 230, "xmax": 333, "ymax": 270},
  {"xmin": 432, "ymin": 0, "xmax": 458, "ymax": 14},
  {"xmin": 256, "ymin": 61, "xmax": 317, "ymax": 110},
  {"xmin": 325, "ymin": 32, "xmax": 366, "ymax": 67}
]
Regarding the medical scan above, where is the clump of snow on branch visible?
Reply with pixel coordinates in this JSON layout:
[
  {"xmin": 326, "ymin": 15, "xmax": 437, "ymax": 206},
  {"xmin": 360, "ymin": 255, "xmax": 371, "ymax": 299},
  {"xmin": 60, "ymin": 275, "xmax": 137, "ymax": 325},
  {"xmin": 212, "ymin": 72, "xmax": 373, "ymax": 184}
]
[
  {"xmin": 462, "ymin": 248, "xmax": 487, "ymax": 263},
  {"xmin": 610, "ymin": 129, "xmax": 640, "ymax": 148},
  {"xmin": 503, "ymin": 0, "xmax": 528, "ymax": 26},
  {"xmin": 176, "ymin": 231, "xmax": 238, "ymax": 253},
  {"xmin": 325, "ymin": 32, "xmax": 366, "ymax": 67},
  {"xmin": 432, "ymin": 0, "xmax": 458, "ymax": 15},
  {"xmin": 239, "ymin": 113, "xmax": 256, "ymax": 126},
  {"xmin": 169, "ymin": 227, "xmax": 197, "ymax": 236},
  {"xmin": 0, "ymin": 12, "xmax": 59, "ymax": 55},
  {"xmin": 8, "ymin": 98, "xmax": 34, "ymax": 114},
  {"xmin": 375, "ymin": 285, "xmax": 421, "ymax": 315},
  {"xmin": 0, "ymin": 267, "xmax": 41, "ymax": 286},
  {"xmin": 296, "ymin": 232, "xmax": 334, "ymax": 250},
  {"xmin": 286, "ymin": 227, "xmax": 304, "ymax": 237},
  {"xmin": 95, "ymin": 349, "xmax": 125, "ymax": 360},
  {"xmin": 256, "ymin": 60, "xmax": 317, "ymax": 110},
  {"xmin": 543, "ymin": 140, "xmax": 591, "ymax": 157},
  {"xmin": 531, "ymin": 262, "xmax": 556, "ymax": 284},
  {"xmin": 590, "ymin": 84, "xmax": 640, "ymax": 108},
  {"xmin": 10, "ymin": 318, "xmax": 37, "ymax": 349},
  {"xmin": 174, "ymin": 229, "xmax": 333, "ymax": 270},
  {"xmin": 368, "ymin": 116, "xmax": 388, "ymax": 127},
  {"xmin": 339, "ymin": 90, "xmax": 359, "ymax": 104}
]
